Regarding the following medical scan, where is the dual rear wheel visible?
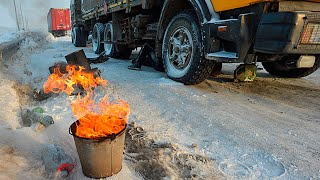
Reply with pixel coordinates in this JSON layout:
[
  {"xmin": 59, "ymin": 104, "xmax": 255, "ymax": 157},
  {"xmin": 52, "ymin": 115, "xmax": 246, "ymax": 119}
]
[
  {"xmin": 72, "ymin": 22, "xmax": 132, "ymax": 59},
  {"xmin": 92, "ymin": 22, "xmax": 132, "ymax": 59}
]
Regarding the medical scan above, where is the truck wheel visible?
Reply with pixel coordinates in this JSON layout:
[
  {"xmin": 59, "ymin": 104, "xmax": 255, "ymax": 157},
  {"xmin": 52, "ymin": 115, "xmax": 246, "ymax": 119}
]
[
  {"xmin": 103, "ymin": 22, "xmax": 132, "ymax": 59},
  {"xmin": 92, "ymin": 23, "xmax": 105, "ymax": 54},
  {"xmin": 262, "ymin": 56, "xmax": 320, "ymax": 78},
  {"xmin": 104, "ymin": 22, "xmax": 115, "ymax": 56},
  {"xmin": 72, "ymin": 26, "xmax": 87, "ymax": 47},
  {"xmin": 79, "ymin": 27, "xmax": 88, "ymax": 47},
  {"xmin": 72, "ymin": 27, "xmax": 81, "ymax": 47},
  {"xmin": 162, "ymin": 10, "xmax": 215, "ymax": 85},
  {"xmin": 71, "ymin": 29, "xmax": 74, "ymax": 44}
]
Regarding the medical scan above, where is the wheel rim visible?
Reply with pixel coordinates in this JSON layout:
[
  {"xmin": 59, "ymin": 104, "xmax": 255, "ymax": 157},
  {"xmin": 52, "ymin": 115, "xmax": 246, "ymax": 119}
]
[
  {"xmin": 167, "ymin": 27, "xmax": 193, "ymax": 71},
  {"xmin": 104, "ymin": 24, "xmax": 114, "ymax": 55}
]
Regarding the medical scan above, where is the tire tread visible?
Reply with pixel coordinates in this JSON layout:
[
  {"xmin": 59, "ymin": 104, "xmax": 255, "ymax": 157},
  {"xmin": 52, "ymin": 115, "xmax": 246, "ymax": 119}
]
[
  {"xmin": 93, "ymin": 23, "xmax": 105, "ymax": 54},
  {"xmin": 162, "ymin": 10, "xmax": 215, "ymax": 85}
]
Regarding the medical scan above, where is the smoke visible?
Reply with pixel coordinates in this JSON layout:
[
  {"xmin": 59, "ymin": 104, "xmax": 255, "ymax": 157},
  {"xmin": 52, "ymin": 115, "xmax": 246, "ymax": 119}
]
[{"xmin": 0, "ymin": 0, "xmax": 69, "ymax": 31}]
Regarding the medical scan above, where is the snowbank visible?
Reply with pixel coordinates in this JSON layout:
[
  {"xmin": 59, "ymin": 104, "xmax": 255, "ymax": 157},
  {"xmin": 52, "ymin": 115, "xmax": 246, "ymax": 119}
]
[{"xmin": 0, "ymin": 32, "xmax": 20, "ymax": 44}]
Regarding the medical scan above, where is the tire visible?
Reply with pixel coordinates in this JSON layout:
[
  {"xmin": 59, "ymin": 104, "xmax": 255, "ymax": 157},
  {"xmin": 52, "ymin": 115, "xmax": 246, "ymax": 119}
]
[
  {"xmin": 72, "ymin": 27, "xmax": 81, "ymax": 47},
  {"xmin": 262, "ymin": 56, "xmax": 320, "ymax": 78},
  {"xmin": 72, "ymin": 26, "xmax": 87, "ymax": 47},
  {"xmin": 92, "ymin": 23, "xmax": 105, "ymax": 54},
  {"xmin": 104, "ymin": 22, "xmax": 116, "ymax": 56},
  {"xmin": 80, "ymin": 27, "xmax": 88, "ymax": 47},
  {"xmin": 150, "ymin": 49, "xmax": 164, "ymax": 72},
  {"xmin": 103, "ymin": 22, "xmax": 132, "ymax": 59},
  {"xmin": 162, "ymin": 10, "xmax": 215, "ymax": 85},
  {"xmin": 71, "ymin": 29, "xmax": 74, "ymax": 44}
]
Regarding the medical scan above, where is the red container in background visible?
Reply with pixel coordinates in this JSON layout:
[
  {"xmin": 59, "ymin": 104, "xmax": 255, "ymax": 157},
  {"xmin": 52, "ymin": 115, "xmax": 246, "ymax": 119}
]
[{"xmin": 47, "ymin": 8, "xmax": 71, "ymax": 37}]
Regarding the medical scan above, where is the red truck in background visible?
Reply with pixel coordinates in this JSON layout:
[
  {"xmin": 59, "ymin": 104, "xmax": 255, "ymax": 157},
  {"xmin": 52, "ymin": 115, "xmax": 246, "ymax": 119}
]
[{"xmin": 47, "ymin": 8, "xmax": 71, "ymax": 37}]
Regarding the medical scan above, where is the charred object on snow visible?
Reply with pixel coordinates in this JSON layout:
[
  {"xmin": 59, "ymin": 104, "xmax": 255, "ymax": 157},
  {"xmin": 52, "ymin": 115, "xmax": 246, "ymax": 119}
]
[
  {"xmin": 33, "ymin": 89, "xmax": 58, "ymax": 101},
  {"xmin": 65, "ymin": 49, "xmax": 92, "ymax": 70},
  {"xmin": 49, "ymin": 62, "xmax": 68, "ymax": 74},
  {"xmin": 35, "ymin": 50, "xmax": 107, "ymax": 101},
  {"xmin": 64, "ymin": 49, "xmax": 102, "ymax": 76},
  {"xmin": 88, "ymin": 51, "xmax": 110, "ymax": 64},
  {"xmin": 49, "ymin": 50, "xmax": 105, "ymax": 76},
  {"xmin": 65, "ymin": 49, "xmax": 109, "ymax": 66}
]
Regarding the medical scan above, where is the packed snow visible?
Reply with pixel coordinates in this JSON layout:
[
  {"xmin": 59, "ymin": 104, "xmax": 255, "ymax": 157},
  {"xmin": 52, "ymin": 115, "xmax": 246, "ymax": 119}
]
[{"xmin": 0, "ymin": 31, "xmax": 319, "ymax": 179}]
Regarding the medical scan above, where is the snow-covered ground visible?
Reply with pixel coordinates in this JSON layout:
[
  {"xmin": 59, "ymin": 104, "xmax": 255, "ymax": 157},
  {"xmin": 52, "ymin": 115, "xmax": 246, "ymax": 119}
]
[
  {"xmin": 0, "ymin": 32, "xmax": 319, "ymax": 179},
  {"xmin": 0, "ymin": 31, "xmax": 20, "ymax": 44}
]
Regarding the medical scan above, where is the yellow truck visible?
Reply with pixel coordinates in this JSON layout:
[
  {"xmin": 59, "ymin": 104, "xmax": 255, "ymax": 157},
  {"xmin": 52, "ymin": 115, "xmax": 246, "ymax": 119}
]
[{"xmin": 71, "ymin": 0, "xmax": 320, "ymax": 84}]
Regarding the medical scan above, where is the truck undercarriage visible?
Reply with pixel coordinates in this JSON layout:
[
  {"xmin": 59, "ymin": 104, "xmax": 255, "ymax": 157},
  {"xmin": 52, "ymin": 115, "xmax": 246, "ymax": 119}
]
[{"xmin": 70, "ymin": 0, "xmax": 320, "ymax": 84}]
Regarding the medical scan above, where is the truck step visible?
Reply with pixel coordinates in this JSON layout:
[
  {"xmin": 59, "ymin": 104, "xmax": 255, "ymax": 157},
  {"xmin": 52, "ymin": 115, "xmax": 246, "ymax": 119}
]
[
  {"xmin": 207, "ymin": 18, "xmax": 238, "ymax": 24},
  {"xmin": 207, "ymin": 13, "xmax": 256, "ymax": 63},
  {"xmin": 206, "ymin": 51, "xmax": 238, "ymax": 62}
]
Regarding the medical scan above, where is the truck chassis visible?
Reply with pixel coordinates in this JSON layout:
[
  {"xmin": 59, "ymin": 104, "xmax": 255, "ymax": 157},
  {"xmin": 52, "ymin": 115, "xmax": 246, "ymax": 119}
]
[{"xmin": 71, "ymin": 0, "xmax": 320, "ymax": 84}]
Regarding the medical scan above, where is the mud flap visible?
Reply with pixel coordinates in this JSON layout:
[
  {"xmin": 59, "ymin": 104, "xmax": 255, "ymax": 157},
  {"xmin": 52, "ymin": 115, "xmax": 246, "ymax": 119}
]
[{"xmin": 234, "ymin": 64, "xmax": 257, "ymax": 82}]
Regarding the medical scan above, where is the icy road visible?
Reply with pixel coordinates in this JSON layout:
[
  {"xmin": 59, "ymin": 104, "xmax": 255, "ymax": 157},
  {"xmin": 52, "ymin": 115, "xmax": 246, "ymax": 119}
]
[{"xmin": 0, "ymin": 32, "xmax": 319, "ymax": 179}]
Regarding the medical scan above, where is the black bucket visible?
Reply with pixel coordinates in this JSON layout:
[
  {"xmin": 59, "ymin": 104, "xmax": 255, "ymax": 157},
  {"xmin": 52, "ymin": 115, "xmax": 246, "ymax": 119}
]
[{"xmin": 69, "ymin": 121, "xmax": 126, "ymax": 178}]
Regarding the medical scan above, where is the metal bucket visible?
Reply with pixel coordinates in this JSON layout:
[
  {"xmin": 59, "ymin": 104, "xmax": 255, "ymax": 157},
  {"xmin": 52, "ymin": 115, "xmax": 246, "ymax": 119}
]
[{"xmin": 69, "ymin": 121, "xmax": 126, "ymax": 178}]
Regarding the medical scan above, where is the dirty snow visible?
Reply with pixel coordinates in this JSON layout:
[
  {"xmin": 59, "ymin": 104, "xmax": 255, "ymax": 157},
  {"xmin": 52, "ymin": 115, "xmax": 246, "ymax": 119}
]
[
  {"xmin": 0, "ymin": 32, "xmax": 140, "ymax": 179},
  {"xmin": 0, "ymin": 31, "xmax": 319, "ymax": 179}
]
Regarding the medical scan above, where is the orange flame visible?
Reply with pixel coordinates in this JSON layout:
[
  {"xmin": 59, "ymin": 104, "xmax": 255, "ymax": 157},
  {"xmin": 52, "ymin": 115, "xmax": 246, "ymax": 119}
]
[
  {"xmin": 43, "ymin": 65, "xmax": 130, "ymax": 139},
  {"xmin": 44, "ymin": 65, "xmax": 107, "ymax": 95}
]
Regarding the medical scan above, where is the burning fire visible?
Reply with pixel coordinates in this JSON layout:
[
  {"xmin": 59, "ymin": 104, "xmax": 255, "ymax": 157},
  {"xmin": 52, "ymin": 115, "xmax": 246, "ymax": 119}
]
[{"xmin": 44, "ymin": 65, "xmax": 130, "ymax": 139}]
